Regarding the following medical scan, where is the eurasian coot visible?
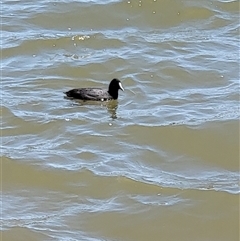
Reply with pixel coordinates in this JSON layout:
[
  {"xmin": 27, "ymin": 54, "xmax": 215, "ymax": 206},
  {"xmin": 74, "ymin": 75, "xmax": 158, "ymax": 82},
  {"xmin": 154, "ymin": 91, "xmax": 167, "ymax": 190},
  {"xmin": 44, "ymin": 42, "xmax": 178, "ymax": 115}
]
[{"xmin": 65, "ymin": 78, "xmax": 124, "ymax": 101}]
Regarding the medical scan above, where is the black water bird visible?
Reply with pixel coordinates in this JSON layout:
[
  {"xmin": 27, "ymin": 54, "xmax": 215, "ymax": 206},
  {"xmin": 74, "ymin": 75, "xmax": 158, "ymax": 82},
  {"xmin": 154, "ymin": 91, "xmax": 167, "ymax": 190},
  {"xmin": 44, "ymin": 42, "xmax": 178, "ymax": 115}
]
[{"xmin": 65, "ymin": 78, "xmax": 124, "ymax": 101}]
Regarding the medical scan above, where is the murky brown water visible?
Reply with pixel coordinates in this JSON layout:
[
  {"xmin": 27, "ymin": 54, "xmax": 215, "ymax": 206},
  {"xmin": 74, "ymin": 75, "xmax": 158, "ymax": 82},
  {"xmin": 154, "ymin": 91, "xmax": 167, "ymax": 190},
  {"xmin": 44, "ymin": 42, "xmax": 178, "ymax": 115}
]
[{"xmin": 1, "ymin": 0, "xmax": 239, "ymax": 240}]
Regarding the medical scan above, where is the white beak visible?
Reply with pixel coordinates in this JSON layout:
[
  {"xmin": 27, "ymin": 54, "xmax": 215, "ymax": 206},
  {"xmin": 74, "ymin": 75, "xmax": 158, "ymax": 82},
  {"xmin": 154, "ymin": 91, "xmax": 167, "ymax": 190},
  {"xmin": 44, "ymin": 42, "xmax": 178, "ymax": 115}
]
[{"xmin": 119, "ymin": 82, "xmax": 124, "ymax": 91}]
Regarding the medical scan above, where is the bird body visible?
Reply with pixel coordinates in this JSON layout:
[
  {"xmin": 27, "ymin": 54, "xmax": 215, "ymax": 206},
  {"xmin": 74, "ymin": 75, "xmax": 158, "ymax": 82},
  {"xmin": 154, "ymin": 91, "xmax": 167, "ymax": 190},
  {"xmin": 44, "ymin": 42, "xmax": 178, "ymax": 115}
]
[{"xmin": 65, "ymin": 78, "xmax": 124, "ymax": 101}]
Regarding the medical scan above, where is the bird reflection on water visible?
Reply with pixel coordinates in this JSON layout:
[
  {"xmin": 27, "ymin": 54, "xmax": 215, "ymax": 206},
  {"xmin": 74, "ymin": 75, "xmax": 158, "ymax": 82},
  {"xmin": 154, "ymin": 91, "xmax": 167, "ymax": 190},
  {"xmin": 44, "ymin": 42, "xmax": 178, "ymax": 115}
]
[
  {"xmin": 68, "ymin": 98, "xmax": 119, "ymax": 120},
  {"xmin": 106, "ymin": 100, "xmax": 118, "ymax": 119}
]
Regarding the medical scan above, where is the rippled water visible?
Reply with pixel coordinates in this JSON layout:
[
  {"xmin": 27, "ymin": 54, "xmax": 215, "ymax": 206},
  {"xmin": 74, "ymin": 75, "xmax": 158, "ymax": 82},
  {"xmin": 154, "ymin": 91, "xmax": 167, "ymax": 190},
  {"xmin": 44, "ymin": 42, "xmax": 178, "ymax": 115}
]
[{"xmin": 1, "ymin": 0, "xmax": 240, "ymax": 240}]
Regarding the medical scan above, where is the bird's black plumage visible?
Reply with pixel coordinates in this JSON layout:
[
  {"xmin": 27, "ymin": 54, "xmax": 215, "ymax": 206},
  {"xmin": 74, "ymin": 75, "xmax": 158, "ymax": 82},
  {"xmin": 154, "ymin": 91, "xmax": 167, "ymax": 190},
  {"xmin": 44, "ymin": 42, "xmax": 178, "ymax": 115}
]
[{"xmin": 65, "ymin": 78, "xmax": 124, "ymax": 101}]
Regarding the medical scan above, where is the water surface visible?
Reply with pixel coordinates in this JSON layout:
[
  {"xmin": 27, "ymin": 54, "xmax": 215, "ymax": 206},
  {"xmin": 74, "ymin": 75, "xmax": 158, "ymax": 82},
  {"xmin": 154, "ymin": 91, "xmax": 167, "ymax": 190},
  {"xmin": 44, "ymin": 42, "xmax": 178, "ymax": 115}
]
[{"xmin": 1, "ymin": 0, "xmax": 239, "ymax": 240}]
